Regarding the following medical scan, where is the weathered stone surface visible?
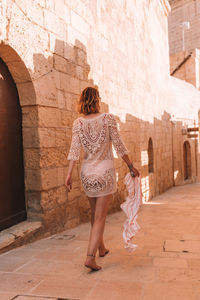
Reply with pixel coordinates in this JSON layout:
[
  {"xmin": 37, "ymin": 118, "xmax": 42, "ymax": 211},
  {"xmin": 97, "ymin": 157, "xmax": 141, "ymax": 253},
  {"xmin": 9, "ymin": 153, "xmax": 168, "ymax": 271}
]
[
  {"xmin": 22, "ymin": 106, "xmax": 39, "ymax": 128},
  {"xmin": 43, "ymin": 9, "xmax": 65, "ymax": 38},
  {"xmin": 153, "ymin": 257, "xmax": 188, "ymax": 268},
  {"xmin": 38, "ymin": 107, "xmax": 61, "ymax": 127},
  {"xmin": 16, "ymin": 82, "xmax": 36, "ymax": 106},
  {"xmin": 22, "ymin": 128, "xmax": 40, "ymax": 148},
  {"xmin": 164, "ymin": 239, "xmax": 200, "ymax": 253},
  {"xmin": 25, "ymin": 169, "xmax": 41, "ymax": 191}
]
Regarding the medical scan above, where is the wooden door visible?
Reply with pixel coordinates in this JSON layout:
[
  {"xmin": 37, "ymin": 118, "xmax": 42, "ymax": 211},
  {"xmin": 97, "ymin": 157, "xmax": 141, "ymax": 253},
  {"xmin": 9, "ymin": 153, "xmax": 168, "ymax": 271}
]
[
  {"xmin": 0, "ymin": 58, "xmax": 26, "ymax": 231},
  {"xmin": 183, "ymin": 141, "xmax": 191, "ymax": 180}
]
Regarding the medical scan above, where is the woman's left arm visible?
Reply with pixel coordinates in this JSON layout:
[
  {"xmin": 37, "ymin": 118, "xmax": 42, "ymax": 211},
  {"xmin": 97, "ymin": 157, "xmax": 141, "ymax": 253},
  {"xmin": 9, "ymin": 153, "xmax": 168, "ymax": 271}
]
[
  {"xmin": 65, "ymin": 160, "xmax": 76, "ymax": 192},
  {"xmin": 65, "ymin": 119, "xmax": 81, "ymax": 192}
]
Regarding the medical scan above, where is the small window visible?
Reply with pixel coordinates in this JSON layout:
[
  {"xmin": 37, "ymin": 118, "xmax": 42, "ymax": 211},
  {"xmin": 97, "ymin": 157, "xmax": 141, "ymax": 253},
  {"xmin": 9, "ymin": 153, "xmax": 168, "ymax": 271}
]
[{"xmin": 148, "ymin": 138, "xmax": 154, "ymax": 173}]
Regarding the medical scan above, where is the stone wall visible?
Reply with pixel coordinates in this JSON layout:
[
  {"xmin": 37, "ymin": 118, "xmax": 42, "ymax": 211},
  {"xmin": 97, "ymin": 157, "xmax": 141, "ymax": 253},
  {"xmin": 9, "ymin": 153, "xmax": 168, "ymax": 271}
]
[
  {"xmin": 0, "ymin": 0, "xmax": 200, "ymax": 233},
  {"xmin": 170, "ymin": 48, "xmax": 200, "ymax": 89},
  {"xmin": 168, "ymin": 0, "xmax": 200, "ymax": 54}
]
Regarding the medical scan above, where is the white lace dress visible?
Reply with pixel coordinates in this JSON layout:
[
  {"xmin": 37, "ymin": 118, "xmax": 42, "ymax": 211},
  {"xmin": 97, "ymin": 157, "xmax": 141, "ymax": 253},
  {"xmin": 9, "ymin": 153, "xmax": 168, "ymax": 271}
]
[{"xmin": 67, "ymin": 113, "xmax": 128, "ymax": 197}]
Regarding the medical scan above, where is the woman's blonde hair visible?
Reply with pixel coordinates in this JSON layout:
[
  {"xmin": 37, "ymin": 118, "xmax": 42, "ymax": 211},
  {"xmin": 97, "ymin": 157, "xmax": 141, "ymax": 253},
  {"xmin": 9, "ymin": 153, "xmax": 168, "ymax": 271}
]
[{"xmin": 78, "ymin": 87, "xmax": 100, "ymax": 115}]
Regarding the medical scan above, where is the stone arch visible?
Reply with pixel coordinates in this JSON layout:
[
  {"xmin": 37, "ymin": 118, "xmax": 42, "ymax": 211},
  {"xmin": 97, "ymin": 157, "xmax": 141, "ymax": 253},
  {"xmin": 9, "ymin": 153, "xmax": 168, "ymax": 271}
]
[
  {"xmin": 183, "ymin": 141, "xmax": 191, "ymax": 180},
  {"xmin": 148, "ymin": 138, "xmax": 154, "ymax": 173},
  {"xmin": 0, "ymin": 43, "xmax": 41, "ymax": 223}
]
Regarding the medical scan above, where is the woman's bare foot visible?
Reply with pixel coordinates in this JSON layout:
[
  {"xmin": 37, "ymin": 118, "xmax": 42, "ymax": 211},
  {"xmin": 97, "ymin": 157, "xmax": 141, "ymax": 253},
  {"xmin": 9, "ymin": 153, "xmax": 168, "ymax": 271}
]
[
  {"xmin": 85, "ymin": 255, "xmax": 102, "ymax": 271},
  {"xmin": 99, "ymin": 246, "xmax": 109, "ymax": 257}
]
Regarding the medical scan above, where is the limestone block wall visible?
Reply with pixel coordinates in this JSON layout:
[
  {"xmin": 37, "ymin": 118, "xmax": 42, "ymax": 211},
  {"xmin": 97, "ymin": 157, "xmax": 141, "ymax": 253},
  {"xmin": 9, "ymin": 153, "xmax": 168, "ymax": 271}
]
[
  {"xmin": 168, "ymin": 0, "xmax": 200, "ymax": 54},
  {"xmin": 0, "ymin": 0, "xmax": 199, "ymax": 233}
]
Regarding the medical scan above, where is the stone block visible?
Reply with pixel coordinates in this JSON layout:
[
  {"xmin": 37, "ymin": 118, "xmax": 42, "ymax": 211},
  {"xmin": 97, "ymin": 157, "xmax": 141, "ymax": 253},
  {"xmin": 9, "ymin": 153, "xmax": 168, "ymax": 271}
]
[
  {"xmin": 67, "ymin": 25, "xmax": 87, "ymax": 50},
  {"xmin": 79, "ymin": 80, "xmax": 90, "ymax": 93},
  {"xmin": 57, "ymin": 89, "xmax": 64, "ymax": 109},
  {"xmin": 71, "ymin": 10, "xmax": 90, "ymax": 35},
  {"xmin": 39, "ymin": 167, "xmax": 68, "ymax": 191},
  {"xmin": 26, "ymin": 1, "xmax": 44, "ymax": 27},
  {"xmin": 24, "ymin": 149, "xmax": 40, "ymax": 169},
  {"xmin": 7, "ymin": 3, "xmax": 35, "ymax": 58},
  {"xmin": 40, "ymin": 168, "xmax": 60, "ymax": 190},
  {"xmin": 70, "ymin": 76, "xmax": 80, "ymax": 95},
  {"xmin": 67, "ymin": 188, "xmax": 81, "ymax": 203},
  {"xmin": 7, "ymin": 60, "xmax": 31, "ymax": 84},
  {"xmin": 38, "ymin": 107, "xmax": 61, "ymax": 127},
  {"xmin": 22, "ymin": 106, "xmax": 39, "ymax": 128},
  {"xmin": 40, "ymin": 148, "xmax": 68, "ymax": 168},
  {"xmin": 75, "ymin": 47, "xmax": 87, "ymax": 67},
  {"xmin": 64, "ymin": 43, "xmax": 76, "ymax": 62},
  {"xmin": 38, "ymin": 128, "xmax": 56, "ymax": 148},
  {"xmin": 54, "ymin": 54, "xmax": 76, "ymax": 76},
  {"xmin": 66, "ymin": 200, "xmax": 79, "ymax": 220},
  {"xmin": 41, "ymin": 186, "xmax": 67, "ymax": 213},
  {"xmin": 56, "ymin": 128, "xmax": 69, "ymax": 147},
  {"xmin": 54, "ymin": 54, "xmax": 68, "ymax": 73},
  {"xmin": 22, "ymin": 127, "xmax": 40, "ymax": 148},
  {"xmin": 64, "ymin": 217, "xmax": 80, "ymax": 229},
  {"xmin": 33, "ymin": 72, "xmax": 57, "ymax": 107},
  {"xmin": 60, "ymin": 72, "xmax": 71, "ymax": 92},
  {"xmin": 61, "ymin": 110, "xmax": 74, "ymax": 126},
  {"xmin": 26, "ymin": 191, "xmax": 42, "ymax": 214},
  {"xmin": 30, "ymin": 51, "xmax": 53, "ymax": 81},
  {"xmin": 50, "ymin": 34, "xmax": 64, "ymax": 56},
  {"xmin": 52, "ymin": 69, "xmax": 61, "ymax": 89},
  {"xmin": 43, "ymin": 9, "xmax": 65, "ymax": 38},
  {"xmin": 25, "ymin": 169, "xmax": 41, "ymax": 191},
  {"xmin": 16, "ymin": 82, "xmax": 36, "ymax": 106}
]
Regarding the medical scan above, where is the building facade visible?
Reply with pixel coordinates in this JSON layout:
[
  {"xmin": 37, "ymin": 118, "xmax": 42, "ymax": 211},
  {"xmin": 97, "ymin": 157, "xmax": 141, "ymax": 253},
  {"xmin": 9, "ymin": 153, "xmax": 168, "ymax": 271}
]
[{"xmin": 0, "ymin": 0, "xmax": 199, "ymax": 234}]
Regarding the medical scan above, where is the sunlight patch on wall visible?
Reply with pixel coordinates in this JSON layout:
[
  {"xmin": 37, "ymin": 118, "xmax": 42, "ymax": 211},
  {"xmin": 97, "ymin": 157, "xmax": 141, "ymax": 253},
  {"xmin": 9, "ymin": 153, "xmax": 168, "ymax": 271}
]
[
  {"xmin": 141, "ymin": 175, "xmax": 150, "ymax": 202},
  {"xmin": 141, "ymin": 150, "xmax": 148, "ymax": 166},
  {"xmin": 174, "ymin": 170, "xmax": 179, "ymax": 180}
]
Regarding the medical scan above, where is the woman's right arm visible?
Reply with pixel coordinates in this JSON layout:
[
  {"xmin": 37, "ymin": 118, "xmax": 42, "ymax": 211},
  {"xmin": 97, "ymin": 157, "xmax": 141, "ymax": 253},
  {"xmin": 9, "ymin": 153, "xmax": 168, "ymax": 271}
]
[
  {"xmin": 121, "ymin": 154, "xmax": 140, "ymax": 177},
  {"xmin": 108, "ymin": 114, "xmax": 139, "ymax": 177}
]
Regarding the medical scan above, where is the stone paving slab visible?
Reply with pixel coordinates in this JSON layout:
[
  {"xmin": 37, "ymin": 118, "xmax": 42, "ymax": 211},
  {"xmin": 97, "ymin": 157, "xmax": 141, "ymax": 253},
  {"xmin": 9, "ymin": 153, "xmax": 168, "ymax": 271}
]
[
  {"xmin": 164, "ymin": 239, "xmax": 200, "ymax": 253},
  {"xmin": 0, "ymin": 183, "xmax": 200, "ymax": 300}
]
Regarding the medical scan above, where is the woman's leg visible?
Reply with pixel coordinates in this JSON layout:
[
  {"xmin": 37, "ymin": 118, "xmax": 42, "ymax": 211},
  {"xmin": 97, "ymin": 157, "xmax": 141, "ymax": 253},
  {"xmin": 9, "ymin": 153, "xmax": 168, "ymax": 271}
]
[
  {"xmin": 88, "ymin": 197, "xmax": 109, "ymax": 256},
  {"xmin": 85, "ymin": 194, "xmax": 111, "ymax": 270}
]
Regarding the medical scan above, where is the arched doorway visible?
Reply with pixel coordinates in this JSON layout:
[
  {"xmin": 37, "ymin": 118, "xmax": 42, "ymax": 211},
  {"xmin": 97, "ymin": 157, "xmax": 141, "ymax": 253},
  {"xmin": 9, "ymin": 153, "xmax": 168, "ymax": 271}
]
[
  {"xmin": 0, "ymin": 58, "xmax": 26, "ymax": 230},
  {"xmin": 183, "ymin": 141, "xmax": 191, "ymax": 180},
  {"xmin": 148, "ymin": 138, "xmax": 154, "ymax": 173}
]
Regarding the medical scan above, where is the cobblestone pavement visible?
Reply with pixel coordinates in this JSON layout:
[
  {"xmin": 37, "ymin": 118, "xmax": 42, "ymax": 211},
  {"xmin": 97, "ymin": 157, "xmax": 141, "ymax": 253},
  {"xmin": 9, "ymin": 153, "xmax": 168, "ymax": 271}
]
[{"xmin": 0, "ymin": 183, "xmax": 200, "ymax": 300}]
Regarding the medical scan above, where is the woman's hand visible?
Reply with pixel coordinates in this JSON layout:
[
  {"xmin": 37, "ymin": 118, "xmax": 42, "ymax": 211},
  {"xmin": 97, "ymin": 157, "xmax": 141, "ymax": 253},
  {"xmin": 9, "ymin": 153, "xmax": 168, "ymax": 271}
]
[
  {"xmin": 65, "ymin": 175, "xmax": 72, "ymax": 192},
  {"xmin": 129, "ymin": 164, "xmax": 140, "ymax": 177}
]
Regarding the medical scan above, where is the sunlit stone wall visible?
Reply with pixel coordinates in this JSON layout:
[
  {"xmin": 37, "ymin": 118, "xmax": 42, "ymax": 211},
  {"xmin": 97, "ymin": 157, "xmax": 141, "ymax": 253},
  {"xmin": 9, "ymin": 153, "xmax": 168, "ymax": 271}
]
[{"xmin": 0, "ymin": 0, "xmax": 199, "ymax": 232}]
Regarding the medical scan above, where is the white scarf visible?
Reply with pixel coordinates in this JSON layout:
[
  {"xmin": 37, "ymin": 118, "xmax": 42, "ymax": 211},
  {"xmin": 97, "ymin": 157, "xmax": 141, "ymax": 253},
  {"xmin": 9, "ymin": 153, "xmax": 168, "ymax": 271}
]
[{"xmin": 121, "ymin": 174, "xmax": 142, "ymax": 252}]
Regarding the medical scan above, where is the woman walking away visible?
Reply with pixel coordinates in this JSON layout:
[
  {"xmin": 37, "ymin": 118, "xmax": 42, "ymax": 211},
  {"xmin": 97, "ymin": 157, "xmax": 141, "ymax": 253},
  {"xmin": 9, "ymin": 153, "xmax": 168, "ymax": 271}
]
[{"xmin": 65, "ymin": 87, "xmax": 139, "ymax": 271}]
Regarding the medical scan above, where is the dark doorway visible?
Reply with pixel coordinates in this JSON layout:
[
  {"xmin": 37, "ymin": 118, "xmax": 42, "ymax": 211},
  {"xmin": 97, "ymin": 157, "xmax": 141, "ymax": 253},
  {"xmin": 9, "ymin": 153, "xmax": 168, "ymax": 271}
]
[
  {"xmin": 148, "ymin": 138, "xmax": 154, "ymax": 173},
  {"xmin": 0, "ymin": 58, "xmax": 26, "ymax": 231},
  {"xmin": 183, "ymin": 141, "xmax": 191, "ymax": 180}
]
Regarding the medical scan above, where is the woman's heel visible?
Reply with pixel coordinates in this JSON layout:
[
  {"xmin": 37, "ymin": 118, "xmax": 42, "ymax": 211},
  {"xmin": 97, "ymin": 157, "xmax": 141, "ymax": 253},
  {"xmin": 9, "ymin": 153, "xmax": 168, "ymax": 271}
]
[{"xmin": 84, "ymin": 254, "xmax": 102, "ymax": 271}]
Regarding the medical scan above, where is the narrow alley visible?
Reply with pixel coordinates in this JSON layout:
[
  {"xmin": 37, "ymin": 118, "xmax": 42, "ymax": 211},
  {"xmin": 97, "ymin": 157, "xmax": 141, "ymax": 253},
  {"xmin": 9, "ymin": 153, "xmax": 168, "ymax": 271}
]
[{"xmin": 0, "ymin": 183, "xmax": 200, "ymax": 300}]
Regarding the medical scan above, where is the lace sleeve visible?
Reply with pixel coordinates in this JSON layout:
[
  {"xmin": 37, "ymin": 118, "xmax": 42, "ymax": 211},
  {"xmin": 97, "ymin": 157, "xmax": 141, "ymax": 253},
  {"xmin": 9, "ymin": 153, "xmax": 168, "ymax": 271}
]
[
  {"xmin": 67, "ymin": 119, "xmax": 81, "ymax": 160},
  {"xmin": 108, "ymin": 114, "xmax": 129, "ymax": 157}
]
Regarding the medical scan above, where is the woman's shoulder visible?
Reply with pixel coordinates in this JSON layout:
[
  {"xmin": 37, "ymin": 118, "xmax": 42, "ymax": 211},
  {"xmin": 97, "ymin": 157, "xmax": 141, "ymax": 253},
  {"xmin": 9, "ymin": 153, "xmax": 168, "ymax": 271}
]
[
  {"xmin": 104, "ymin": 113, "xmax": 117, "ymax": 123},
  {"xmin": 72, "ymin": 117, "xmax": 81, "ymax": 130}
]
